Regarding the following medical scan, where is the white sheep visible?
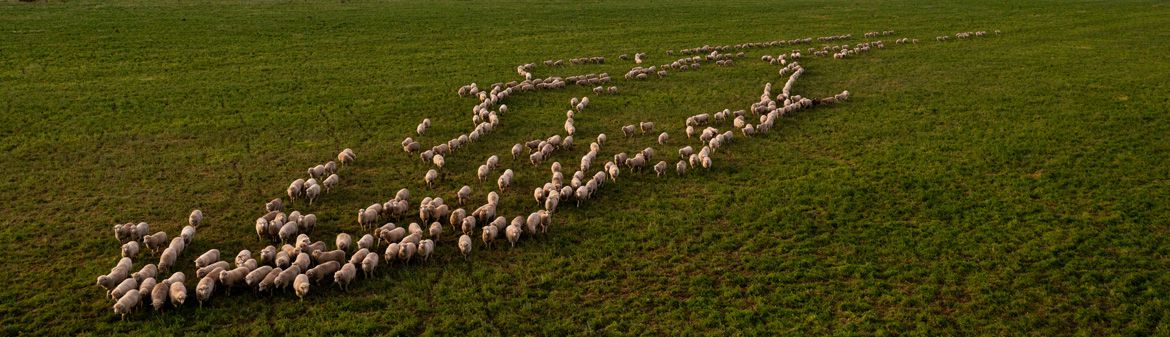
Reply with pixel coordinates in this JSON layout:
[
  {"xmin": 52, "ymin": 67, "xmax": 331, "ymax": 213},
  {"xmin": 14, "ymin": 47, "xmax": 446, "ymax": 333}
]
[
  {"xmin": 511, "ymin": 144, "xmax": 524, "ymax": 160},
  {"xmin": 121, "ymin": 241, "xmax": 140, "ymax": 259},
  {"xmin": 361, "ymin": 252, "xmax": 379, "ymax": 277},
  {"xmin": 399, "ymin": 242, "xmax": 417, "ymax": 264},
  {"xmin": 151, "ymin": 281, "xmax": 170, "ymax": 311},
  {"xmin": 110, "ymin": 277, "xmax": 138, "ymax": 300},
  {"xmin": 294, "ymin": 274, "xmax": 310, "ymax": 301},
  {"xmin": 112, "ymin": 289, "xmax": 140, "ymax": 320},
  {"xmin": 188, "ymin": 209, "xmax": 203, "ymax": 227},
  {"xmin": 358, "ymin": 234, "xmax": 375, "ymax": 251},
  {"xmin": 323, "ymin": 174, "xmax": 339, "ymax": 192},
  {"xmin": 481, "ymin": 225, "xmax": 499, "ymax": 249},
  {"xmin": 418, "ymin": 239, "xmax": 435, "ymax": 262},
  {"xmin": 597, "ymin": 133, "xmax": 607, "ymax": 146},
  {"xmin": 458, "ymin": 234, "xmax": 472, "ymax": 260},
  {"xmin": 335, "ymin": 263, "xmax": 357, "ymax": 291},
  {"xmin": 676, "ymin": 160, "xmax": 687, "ymax": 175},
  {"xmin": 654, "ymin": 161, "xmax": 668, "ymax": 177},
  {"xmin": 425, "ymin": 169, "xmax": 438, "ymax": 188},
  {"xmin": 196, "ymin": 276, "xmax": 215, "ymax": 307},
  {"xmin": 170, "ymin": 280, "xmax": 188, "ymax": 309},
  {"xmin": 498, "ymin": 169, "xmax": 514, "ymax": 191},
  {"xmin": 505, "ymin": 225, "xmax": 522, "ymax": 248},
  {"xmin": 306, "ymin": 184, "xmax": 321, "ymax": 206},
  {"xmin": 336, "ymin": 233, "xmax": 352, "ymax": 251},
  {"xmin": 658, "ymin": 132, "xmax": 669, "ymax": 144},
  {"xmin": 181, "ymin": 225, "xmax": 196, "ymax": 245},
  {"xmin": 194, "ymin": 249, "xmax": 219, "ymax": 269},
  {"xmin": 622, "ymin": 125, "xmax": 636, "ymax": 137},
  {"xmin": 457, "ymin": 186, "xmax": 472, "ymax": 205}
]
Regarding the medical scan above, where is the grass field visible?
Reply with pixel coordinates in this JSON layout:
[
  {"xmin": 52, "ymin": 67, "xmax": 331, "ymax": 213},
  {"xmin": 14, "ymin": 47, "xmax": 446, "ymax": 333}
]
[{"xmin": 3, "ymin": 0, "xmax": 1169, "ymax": 335}]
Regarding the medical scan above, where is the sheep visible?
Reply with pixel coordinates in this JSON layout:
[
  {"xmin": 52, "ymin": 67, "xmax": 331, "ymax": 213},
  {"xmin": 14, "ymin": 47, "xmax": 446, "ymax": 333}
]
[
  {"xmin": 425, "ymin": 169, "xmax": 438, "ymax": 188},
  {"xmin": 407, "ymin": 222, "xmax": 423, "ymax": 237},
  {"xmin": 418, "ymin": 239, "xmax": 435, "ymax": 262},
  {"xmin": 292, "ymin": 252, "xmax": 311, "ymax": 272},
  {"xmin": 336, "ymin": 233, "xmax": 352, "ymax": 252},
  {"xmin": 188, "ymin": 209, "xmax": 203, "ymax": 227},
  {"xmin": 311, "ymin": 249, "xmax": 346, "ymax": 266},
  {"xmin": 676, "ymin": 160, "xmax": 687, "ymax": 175},
  {"xmin": 498, "ymin": 169, "xmax": 514, "ymax": 191},
  {"xmin": 293, "ymin": 274, "xmax": 310, "ymax": 301},
  {"xmin": 245, "ymin": 266, "xmax": 274, "ymax": 288},
  {"xmin": 654, "ymin": 161, "xmax": 668, "ymax": 177},
  {"xmin": 305, "ymin": 261, "xmax": 339, "ymax": 284},
  {"xmin": 361, "ymin": 252, "xmax": 379, "ymax": 277},
  {"xmin": 132, "ymin": 264, "xmax": 158, "ymax": 284},
  {"xmin": 399, "ymin": 242, "xmax": 417, "ymax": 264},
  {"xmin": 357, "ymin": 234, "xmax": 375, "ymax": 251},
  {"xmin": 658, "ymin": 132, "xmax": 669, "ymax": 145},
  {"xmin": 258, "ymin": 267, "xmax": 282, "ymax": 293},
  {"xmin": 196, "ymin": 276, "xmax": 215, "ymax": 307},
  {"xmin": 545, "ymin": 193, "xmax": 559, "ymax": 213},
  {"xmin": 378, "ymin": 227, "xmax": 406, "ymax": 247},
  {"xmin": 121, "ymin": 241, "xmax": 140, "ymax": 259},
  {"xmin": 158, "ymin": 247, "xmax": 178, "ymax": 273},
  {"xmin": 301, "ymin": 214, "xmax": 317, "ymax": 234},
  {"xmin": 194, "ymin": 249, "xmax": 219, "ymax": 269},
  {"xmin": 461, "ymin": 216, "xmax": 477, "ymax": 235},
  {"xmin": 597, "ymin": 133, "xmax": 607, "ymax": 146},
  {"xmin": 218, "ymin": 267, "xmax": 249, "ymax": 294},
  {"xmin": 335, "ymin": 263, "xmax": 357, "ymax": 291},
  {"xmin": 266, "ymin": 198, "xmax": 284, "ymax": 212},
  {"xmin": 306, "ymin": 184, "xmax": 321, "ymax": 205},
  {"xmin": 151, "ymin": 281, "xmax": 171, "ymax": 311},
  {"xmin": 275, "ymin": 251, "xmax": 291, "ymax": 268},
  {"xmin": 274, "ymin": 265, "xmax": 301, "ymax": 290},
  {"xmin": 181, "ymin": 225, "xmax": 196, "ymax": 245},
  {"xmin": 112, "ymin": 289, "xmax": 140, "ymax": 320},
  {"xmin": 506, "ymin": 225, "xmax": 522, "ymax": 248},
  {"xmin": 487, "ymin": 191, "xmax": 500, "ymax": 206},
  {"xmin": 348, "ymin": 248, "xmax": 370, "ymax": 266},
  {"xmin": 142, "ymin": 231, "xmax": 168, "ymax": 253},
  {"xmin": 481, "ymin": 225, "xmax": 499, "ymax": 249},
  {"xmin": 457, "ymin": 186, "xmax": 472, "ymax": 205},
  {"xmin": 458, "ymin": 234, "xmax": 472, "ymax": 260},
  {"xmin": 339, "ymin": 148, "xmax": 356, "ymax": 165},
  {"xmin": 416, "ymin": 122, "xmax": 428, "ymax": 135},
  {"xmin": 622, "ymin": 125, "xmax": 636, "ymax": 137},
  {"xmin": 323, "ymin": 174, "xmax": 339, "ymax": 192},
  {"xmin": 429, "ymin": 222, "xmax": 443, "ymax": 241},
  {"xmin": 279, "ymin": 221, "xmax": 298, "ymax": 245},
  {"xmin": 110, "ymin": 277, "xmax": 138, "ymax": 300},
  {"xmin": 196, "ymin": 261, "xmax": 230, "ymax": 278},
  {"xmin": 433, "ymin": 154, "xmax": 445, "ymax": 170}
]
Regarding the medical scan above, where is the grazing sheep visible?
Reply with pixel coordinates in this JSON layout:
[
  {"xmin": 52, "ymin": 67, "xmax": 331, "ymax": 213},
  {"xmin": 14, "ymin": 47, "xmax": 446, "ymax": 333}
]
[
  {"xmin": 266, "ymin": 198, "xmax": 284, "ymax": 212},
  {"xmin": 640, "ymin": 122, "xmax": 655, "ymax": 133},
  {"xmin": 194, "ymin": 249, "xmax": 220, "ymax": 269},
  {"xmin": 506, "ymin": 225, "xmax": 522, "ymax": 248},
  {"xmin": 301, "ymin": 214, "xmax": 317, "ymax": 234},
  {"xmin": 622, "ymin": 125, "xmax": 636, "ymax": 137},
  {"xmin": 457, "ymin": 186, "xmax": 472, "ymax": 205},
  {"xmin": 274, "ymin": 265, "xmax": 301, "ymax": 290},
  {"xmin": 335, "ymin": 263, "xmax": 357, "ymax": 291},
  {"xmin": 306, "ymin": 184, "xmax": 321, "ymax": 205},
  {"xmin": 429, "ymin": 222, "xmax": 443, "ymax": 241},
  {"xmin": 336, "ymin": 233, "xmax": 352, "ymax": 252},
  {"xmin": 258, "ymin": 267, "xmax": 281, "ymax": 293},
  {"xmin": 361, "ymin": 252, "xmax": 379, "ymax": 277},
  {"xmin": 142, "ymin": 231, "xmax": 168, "ymax": 253},
  {"xmin": 279, "ymin": 221, "xmax": 298, "ymax": 245},
  {"xmin": 357, "ymin": 234, "xmax": 375, "ymax": 251},
  {"xmin": 425, "ymin": 169, "xmax": 438, "ymax": 188},
  {"xmin": 399, "ymin": 242, "xmax": 418, "ymax": 264},
  {"xmin": 676, "ymin": 160, "xmax": 687, "ymax": 175},
  {"xmin": 418, "ymin": 239, "xmax": 435, "ymax": 262},
  {"xmin": 348, "ymin": 248, "xmax": 370, "ymax": 266},
  {"xmin": 339, "ymin": 148, "xmax": 356, "ymax": 165},
  {"xmin": 433, "ymin": 154, "xmax": 445, "ymax": 170},
  {"xmin": 498, "ymin": 169, "xmax": 514, "ymax": 191},
  {"xmin": 158, "ymin": 247, "xmax": 178, "ymax": 273},
  {"xmin": 294, "ymin": 274, "xmax": 310, "ymax": 301},
  {"xmin": 658, "ymin": 132, "xmax": 669, "ymax": 144},
  {"xmin": 112, "ymin": 289, "xmax": 140, "ymax": 320},
  {"xmin": 311, "ymin": 249, "xmax": 346, "ymax": 265},
  {"xmin": 196, "ymin": 261, "xmax": 230, "ymax": 279},
  {"xmin": 218, "ymin": 267, "xmax": 248, "ymax": 294},
  {"xmin": 597, "ymin": 133, "xmax": 607, "ymax": 146},
  {"xmin": 132, "ymin": 264, "xmax": 158, "ymax": 284},
  {"xmin": 654, "ymin": 161, "xmax": 668, "ymax": 177},
  {"xmin": 196, "ymin": 276, "xmax": 215, "ymax": 307},
  {"xmin": 457, "ymin": 234, "xmax": 473, "ymax": 260},
  {"xmin": 188, "ymin": 209, "xmax": 203, "ymax": 227},
  {"xmin": 511, "ymin": 144, "xmax": 524, "ymax": 160}
]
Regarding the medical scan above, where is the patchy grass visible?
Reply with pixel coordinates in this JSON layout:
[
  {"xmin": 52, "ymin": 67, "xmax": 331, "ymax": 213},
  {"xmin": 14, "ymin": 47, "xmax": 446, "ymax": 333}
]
[{"xmin": 1, "ymin": 0, "xmax": 1169, "ymax": 335}]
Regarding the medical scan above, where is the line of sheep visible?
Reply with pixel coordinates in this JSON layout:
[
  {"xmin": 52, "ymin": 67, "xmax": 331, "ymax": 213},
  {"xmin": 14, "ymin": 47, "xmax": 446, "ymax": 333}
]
[{"xmin": 99, "ymin": 26, "xmax": 993, "ymax": 320}]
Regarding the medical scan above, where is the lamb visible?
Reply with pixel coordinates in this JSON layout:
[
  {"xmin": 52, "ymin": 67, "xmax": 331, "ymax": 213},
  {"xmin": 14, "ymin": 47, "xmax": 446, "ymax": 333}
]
[
  {"xmin": 335, "ymin": 263, "xmax": 357, "ymax": 291},
  {"xmin": 361, "ymin": 252, "xmax": 379, "ymax": 277},
  {"xmin": 306, "ymin": 184, "xmax": 322, "ymax": 205},
  {"xmin": 481, "ymin": 225, "xmax": 499, "ymax": 249},
  {"xmin": 418, "ymin": 239, "xmax": 435, "ymax": 262},
  {"xmin": 294, "ymin": 274, "xmax": 310, "ymax": 301},
  {"xmin": 112, "ymin": 289, "xmax": 140, "ymax": 320},
  {"xmin": 658, "ymin": 132, "xmax": 669, "ymax": 144},
  {"xmin": 425, "ymin": 169, "xmax": 438, "ymax": 188},
  {"xmin": 506, "ymin": 225, "xmax": 522, "ymax": 248},
  {"xmin": 194, "ymin": 249, "xmax": 220, "ymax": 269},
  {"xmin": 121, "ymin": 241, "xmax": 140, "ymax": 259},
  {"xmin": 305, "ymin": 261, "xmax": 339, "ymax": 284},
  {"xmin": 169, "ymin": 282, "xmax": 187, "ymax": 308},
  {"xmin": 196, "ymin": 276, "xmax": 215, "ymax": 307},
  {"xmin": 188, "ymin": 209, "xmax": 203, "ymax": 227},
  {"xmin": 457, "ymin": 186, "xmax": 472, "ymax": 205},
  {"xmin": 458, "ymin": 234, "xmax": 472, "ymax": 260},
  {"xmin": 336, "ymin": 233, "xmax": 352, "ymax": 252}
]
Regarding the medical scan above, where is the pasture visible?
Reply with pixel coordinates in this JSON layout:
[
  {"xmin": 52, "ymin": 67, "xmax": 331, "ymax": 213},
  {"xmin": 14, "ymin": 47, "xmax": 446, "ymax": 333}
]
[{"xmin": 2, "ymin": 0, "xmax": 1169, "ymax": 335}]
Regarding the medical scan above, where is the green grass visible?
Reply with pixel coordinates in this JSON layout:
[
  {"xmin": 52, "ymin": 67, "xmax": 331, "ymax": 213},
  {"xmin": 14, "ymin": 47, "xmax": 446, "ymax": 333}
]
[{"xmin": 2, "ymin": 0, "xmax": 1169, "ymax": 335}]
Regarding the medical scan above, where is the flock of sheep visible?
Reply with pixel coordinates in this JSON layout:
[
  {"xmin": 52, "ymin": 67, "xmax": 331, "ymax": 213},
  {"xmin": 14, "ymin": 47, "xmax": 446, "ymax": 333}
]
[{"xmin": 95, "ymin": 28, "xmax": 998, "ymax": 320}]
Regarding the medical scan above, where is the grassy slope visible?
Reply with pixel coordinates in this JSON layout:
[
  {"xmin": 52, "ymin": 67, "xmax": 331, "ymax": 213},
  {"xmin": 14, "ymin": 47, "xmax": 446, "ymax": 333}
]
[{"xmin": 1, "ymin": 0, "xmax": 1168, "ymax": 335}]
